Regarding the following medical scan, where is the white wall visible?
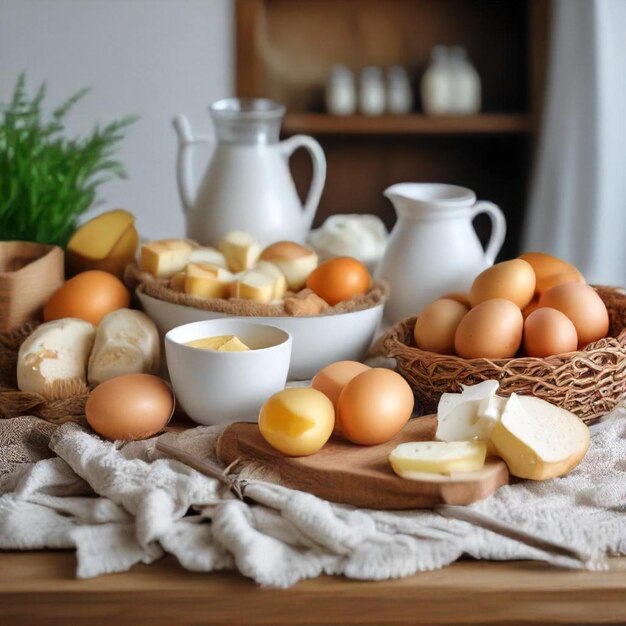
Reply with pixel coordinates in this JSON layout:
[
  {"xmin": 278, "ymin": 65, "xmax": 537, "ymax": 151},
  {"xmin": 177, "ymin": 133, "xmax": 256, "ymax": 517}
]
[{"xmin": 0, "ymin": 0, "xmax": 234, "ymax": 239}]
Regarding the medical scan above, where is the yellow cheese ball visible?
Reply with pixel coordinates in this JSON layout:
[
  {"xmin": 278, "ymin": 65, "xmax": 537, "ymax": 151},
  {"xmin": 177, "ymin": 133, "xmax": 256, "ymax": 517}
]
[
  {"xmin": 413, "ymin": 298, "xmax": 469, "ymax": 354},
  {"xmin": 469, "ymin": 259, "xmax": 536, "ymax": 309},
  {"xmin": 258, "ymin": 388, "xmax": 335, "ymax": 456}
]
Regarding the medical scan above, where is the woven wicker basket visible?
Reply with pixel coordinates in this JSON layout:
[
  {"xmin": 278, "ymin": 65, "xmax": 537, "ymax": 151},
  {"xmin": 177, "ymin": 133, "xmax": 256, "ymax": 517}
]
[{"xmin": 382, "ymin": 286, "xmax": 626, "ymax": 422}]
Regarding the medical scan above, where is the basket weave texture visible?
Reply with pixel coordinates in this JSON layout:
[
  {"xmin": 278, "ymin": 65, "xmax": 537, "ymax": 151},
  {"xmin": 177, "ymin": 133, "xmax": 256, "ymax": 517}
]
[{"xmin": 382, "ymin": 286, "xmax": 626, "ymax": 422}]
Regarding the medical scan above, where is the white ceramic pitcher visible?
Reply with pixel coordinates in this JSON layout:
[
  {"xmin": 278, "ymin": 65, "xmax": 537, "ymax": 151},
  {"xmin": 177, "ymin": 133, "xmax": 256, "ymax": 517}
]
[
  {"xmin": 375, "ymin": 183, "xmax": 506, "ymax": 323},
  {"xmin": 173, "ymin": 98, "xmax": 326, "ymax": 246}
]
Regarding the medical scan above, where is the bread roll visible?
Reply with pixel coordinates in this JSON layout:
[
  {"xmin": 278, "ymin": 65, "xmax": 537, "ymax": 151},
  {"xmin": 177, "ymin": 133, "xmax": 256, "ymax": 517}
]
[
  {"xmin": 87, "ymin": 309, "xmax": 160, "ymax": 385},
  {"xmin": 259, "ymin": 241, "xmax": 318, "ymax": 290}
]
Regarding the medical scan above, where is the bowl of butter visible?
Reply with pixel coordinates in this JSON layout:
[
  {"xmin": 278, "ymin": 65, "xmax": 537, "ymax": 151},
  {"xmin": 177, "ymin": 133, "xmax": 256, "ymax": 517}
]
[{"xmin": 164, "ymin": 319, "xmax": 292, "ymax": 425}]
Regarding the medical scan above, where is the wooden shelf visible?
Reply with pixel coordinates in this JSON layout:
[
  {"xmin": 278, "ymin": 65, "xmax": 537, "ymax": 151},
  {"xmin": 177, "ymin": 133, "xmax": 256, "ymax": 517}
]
[{"xmin": 282, "ymin": 113, "xmax": 533, "ymax": 136}]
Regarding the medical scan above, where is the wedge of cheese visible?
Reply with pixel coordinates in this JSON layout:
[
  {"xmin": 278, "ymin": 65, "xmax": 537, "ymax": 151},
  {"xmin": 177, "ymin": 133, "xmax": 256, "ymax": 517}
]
[
  {"xmin": 436, "ymin": 380, "xmax": 504, "ymax": 442},
  {"xmin": 218, "ymin": 231, "xmax": 261, "ymax": 273},
  {"xmin": 184, "ymin": 262, "xmax": 233, "ymax": 299},
  {"xmin": 230, "ymin": 270, "xmax": 275, "ymax": 303},
  {"xmin": 87, "ymin": 309, "xmax": 160, "ymax": 384},
  {"xmin": 168, "ymin": 271, "xmax": 186, "ymax": 292},
  {"xmin": 17, "ymin": 318, "xmax": 96, "ymax": 397},
  {"xmin": 139, "ymin": 239, "xmax": 192, "ymax": 277},
  {"xmin": 390, "ymin": 441, "xmax": 487, "ymax": 477},
  {"xmin": 489, "ymin": 394, "xmax": 590, "ymax": 480}
]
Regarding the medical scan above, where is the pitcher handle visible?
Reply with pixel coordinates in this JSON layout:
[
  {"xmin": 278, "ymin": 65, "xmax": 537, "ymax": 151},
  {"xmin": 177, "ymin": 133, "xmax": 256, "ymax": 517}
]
[
  {"xmin": 279, "ymin": 135, "xmax": 327, "ymax": 230},
  {"xmin": 173, "ymin": 115, "xmax": 213, "ymax": 214},
  {"xmin": 471, "ymin": 201, "xmax": 507, "ymax": 266}
]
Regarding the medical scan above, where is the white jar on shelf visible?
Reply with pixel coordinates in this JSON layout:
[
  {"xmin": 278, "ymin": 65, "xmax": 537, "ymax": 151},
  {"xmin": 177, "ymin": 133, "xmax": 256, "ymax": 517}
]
[
  {"xmin": 448, "ymin": 46, "xmax": 481, "ymax": 114},
  {"xmin": 359, "ymin": 67, "xmax": 386, "ymax": 116},
  {"xmin": 325, "ymin": 65, "xmax": 356, "ymax": 116},
  {"xmin": 421, "ymin": 46, "xmax": 452, "ymax": 115},
  {"xmin": 386, "ymin": 66, "xmax": 413, "ymax": 114}
]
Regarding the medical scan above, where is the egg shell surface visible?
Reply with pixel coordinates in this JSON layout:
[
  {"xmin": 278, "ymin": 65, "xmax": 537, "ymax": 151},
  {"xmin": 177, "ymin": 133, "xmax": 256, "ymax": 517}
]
[
  {"xmin": 413, "ymin": 298, "xmax": 469, "ymax": 354},
  {"xmin": 538, "ymin": 283, "xmax": 609, "ymax": 347},
  {"xmin": 337, "ymin": 368, "xmax": 414, "ymax": 445},
  {"xmin": 469, "ymin": 259, "xmax": 536, "ymax": 309},
  {"xmin": 523, "ymin": 307, "xmax": 578, "ymax": 357},
  {"xmin": 306, "ymin": 257, "xmax": 371, "ymax": 306},
  {"xmin": 454, "ymin": 298, "xmax": 524, "ymax": 359},
  {"xmin": 85, "ymin": 373, "xmax": 174, "ymax": 441}
]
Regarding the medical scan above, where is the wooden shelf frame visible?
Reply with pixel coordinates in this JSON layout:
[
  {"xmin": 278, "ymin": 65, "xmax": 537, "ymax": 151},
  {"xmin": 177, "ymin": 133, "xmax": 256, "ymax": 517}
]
[{"xmin": 282, "ymin": 113, "xmax": 533, "ymax": 136}]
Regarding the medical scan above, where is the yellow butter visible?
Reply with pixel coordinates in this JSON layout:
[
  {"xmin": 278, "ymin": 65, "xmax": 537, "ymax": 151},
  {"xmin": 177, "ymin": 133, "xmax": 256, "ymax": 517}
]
[
  {"xmin": 184, "ymin": 262, "xmax": 233, "ymax": 299},
  {"xmin": 185, "ymin": 335, "xmax": 250, "ymax": 352},
  {"xmin": 389, "ymin": 441, "xmax": 487, "ymax": 477},
  {"xmin": 140, "ymin": 239, "xmax": 192, "ymax": 278}
]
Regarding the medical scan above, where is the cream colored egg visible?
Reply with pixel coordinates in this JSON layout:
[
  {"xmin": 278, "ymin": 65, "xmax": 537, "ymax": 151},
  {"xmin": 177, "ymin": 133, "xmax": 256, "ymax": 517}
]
[
  {"xmin": 523, "ymin": 307, "xmax": 578, "ymax": 357},
  {"xmin": 311, "ymin": 360, "xmax": 371, "ymax": 410},
  {"xmin": 469, "ymin": 259, "xmax": 536, "ymax": 309},
  {"xmin": 413, "ymin": 298, "xmax": 469, "ymax": 354},
  {"xmin": 538, "ymin": 283, "xmax": 609, "ymax": 348},
  {"xmin": 454, "ymin": 298, "xmax": 523, "ymax": 359}
]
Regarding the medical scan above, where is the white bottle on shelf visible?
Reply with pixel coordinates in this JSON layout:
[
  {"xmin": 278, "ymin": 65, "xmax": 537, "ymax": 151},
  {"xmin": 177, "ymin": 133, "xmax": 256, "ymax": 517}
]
[
  {"xmin": 448, "ymin": 46, "xmax": 481, "ymax": 115},
  {"xmin": 386, "ymin": 66, "xmax": 413, "ymax": 114},
  {"xmin": 421, "ymin": 46, "xmax": 452, "ymax": 115},
  {"xmin": 325, "ymin": 65, "xmax": 357, "ymax": 116},
  {"xmin": 359, "ymin": 67, "xmax": 386, "ymax": 116}
]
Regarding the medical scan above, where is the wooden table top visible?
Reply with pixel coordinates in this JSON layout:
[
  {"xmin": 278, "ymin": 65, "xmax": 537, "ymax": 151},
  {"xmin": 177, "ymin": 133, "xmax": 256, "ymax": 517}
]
[{"xmin": 1, "ymin": 551, "xmax": 625, "ymax": 625}]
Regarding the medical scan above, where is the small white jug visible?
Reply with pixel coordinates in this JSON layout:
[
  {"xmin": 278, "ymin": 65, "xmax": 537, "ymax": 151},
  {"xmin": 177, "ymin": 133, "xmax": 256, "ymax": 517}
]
[
  {"xmin": 173, "ymin": 98, "xmax": 326, "ymax": 246},
  {"xmin": 375, "ymin": 183, "xmax": 506, "ymax": 323}
]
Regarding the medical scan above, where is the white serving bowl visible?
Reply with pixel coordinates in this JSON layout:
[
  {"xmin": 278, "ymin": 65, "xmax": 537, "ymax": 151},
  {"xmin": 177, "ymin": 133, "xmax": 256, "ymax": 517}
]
[
  {"xmin": 165, "ymin": 319, "xmax": 291, "ymax": 426},
  {"xmin": 138, "ymin": 290, "xmax": 383, "ymax": 380}
]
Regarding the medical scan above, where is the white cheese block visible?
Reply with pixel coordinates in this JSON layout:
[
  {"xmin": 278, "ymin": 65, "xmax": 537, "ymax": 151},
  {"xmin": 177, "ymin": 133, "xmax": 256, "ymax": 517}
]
[
  {"xmin": 255, "ymin": 260, "xmax": 288, "ymax": 300},
  {"xmin": 139, "ymin": 239, "xmax": 192, "ymax": 277},
  {"xmin": 389, "ymin": 441, "xmax": 487, "ymax": 477},
  {"xmin": 188, "ymin": 246, "xmax": 227, "ymax": 268},
  {"xmin": 230, "ymin": 270, "xmax": 276, "ymax": 303},
  {"xmin": 436, "ymin": 380, "xmax": 503, "ymax": 442},
  {"xmin": 489, "ymin": 393, "xmax": 590, "ymax": 480},
  {"xmin": 17, "ymin": 318, "xmax": 96, "ymax": 396},
  {"xmin": 87, "ymin": 309, "xmax": 160, "ymax": 385}
]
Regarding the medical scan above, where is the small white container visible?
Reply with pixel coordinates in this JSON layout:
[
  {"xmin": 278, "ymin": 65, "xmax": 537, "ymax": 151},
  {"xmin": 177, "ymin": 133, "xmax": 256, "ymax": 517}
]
[
  {"xmin": 326, "ymin": 65, "xmax": 357, "ymax": 116},
  {"xmin": 386, "ymin": 66, "xmax": 413, "ymax": 114},
  {"xmin": 448, "ymin": 46, "xmax": 481, "ymax": 114},
  {"xmin": 359, "ymin": 67, "xmax": 386, "ymax": 116},
  {"xmin": 165, "ymin": 319, "xmax": 292, "ymax": 425},
  {"xmin": 421, "ymin": 46, "xmax": 452, "ymax": 115}
]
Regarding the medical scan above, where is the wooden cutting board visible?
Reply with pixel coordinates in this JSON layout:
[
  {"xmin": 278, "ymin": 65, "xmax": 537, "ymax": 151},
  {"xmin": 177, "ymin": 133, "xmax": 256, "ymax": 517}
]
[{"xmin": 216, "ymin": 415, "xmax": 509, "ymax": 510}]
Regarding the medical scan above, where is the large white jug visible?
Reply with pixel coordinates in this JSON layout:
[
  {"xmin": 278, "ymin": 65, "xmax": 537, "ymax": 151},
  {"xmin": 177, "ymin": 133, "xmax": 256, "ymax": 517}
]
[
  {"xmin": 375, "ymin": 183, "xmax": 506, "ymax": 323},
  {"xmin": 173, "ymin": 98, "xmax": 326, "ymax": 246}
]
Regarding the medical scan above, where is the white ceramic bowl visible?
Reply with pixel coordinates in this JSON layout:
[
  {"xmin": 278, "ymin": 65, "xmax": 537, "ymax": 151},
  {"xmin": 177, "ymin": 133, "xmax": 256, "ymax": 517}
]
[
  {"xmin": 139, "ymin": 290, "xmax": 383, "ymax": 379},
  {"xmin": 165, "ymin": 319, "xmax": 291, "ymax": 426}
]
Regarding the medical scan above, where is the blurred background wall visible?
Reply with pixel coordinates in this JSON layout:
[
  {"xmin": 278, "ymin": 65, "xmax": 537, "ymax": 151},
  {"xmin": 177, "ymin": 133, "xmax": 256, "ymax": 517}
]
[{"xmin": 0, "ymin": 0, "xmax": 234, "ymax": 239}]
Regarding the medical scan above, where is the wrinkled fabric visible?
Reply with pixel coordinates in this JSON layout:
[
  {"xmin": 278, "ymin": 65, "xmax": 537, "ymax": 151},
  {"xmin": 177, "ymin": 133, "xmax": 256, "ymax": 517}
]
[{"xmin": 0, "ymin": 407, "xmax": 624, "ymax": 587}]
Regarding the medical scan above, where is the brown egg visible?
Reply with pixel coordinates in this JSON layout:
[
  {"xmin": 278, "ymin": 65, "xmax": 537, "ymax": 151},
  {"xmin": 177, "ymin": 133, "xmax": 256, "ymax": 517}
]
[
  {"xmin": 413, "ymin": 298, "xmax": 469, "ymax": 354},
  {"xmin": 469, "ymin": 259, "xmax": 536, "ymax": 309},
  {"xmin": 311, "ymin": 360, "xmax": 371, "ymax": 410},
  {"xmin": 522, "ymin": 296, "xmax": 541, "ymax": 319},
  {"xmin": 455, "ymin": 298, "xmax": 524, "ymax": 359},
  {"xmin": 306, "ymin": 257, "xmax": 371, "ymax": 306},
  {"xmin": 86, "ymin": 374, "xmax": 174, "ymax": 441},
  {"xmin": 539, "ymin": 283, "xmax": 609, "ymax": 347},
  {"xmin": 535, "ymin": 270, "xmax": 586, "ymax": 297},
  {"xmin": 44, "ymin": 270, "xmax": 130, "ymax": 325},
  {"xmin": 440, "ymin": 291, "xmax": 471, "ymax": 308},
  {"xmin": 337, "ymin": 368, "xmax": 414, "ymax": 445},
  {"xmin": 523, "ymin": 307, "xmax": 578, "ymax": 357},
  {"xmin": 519, "ymin": 252, "xmax": 585, "ymax": 295}
]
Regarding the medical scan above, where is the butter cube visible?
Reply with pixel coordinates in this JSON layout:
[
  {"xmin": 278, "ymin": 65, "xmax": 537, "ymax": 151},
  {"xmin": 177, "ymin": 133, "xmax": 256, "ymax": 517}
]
[
  {"xmin": 255, "ymin": 260, "xmax": 287, "ymax": 300},
  {"xmin": 188, "ymin": 246, "xmax": 227, "ymax": 268},
  {"xmin": 184, "ymin": 262, "xmax": 233, "ymax": 299},
  {"xmin": 168, "ymin": 271, "xmax": 186, "ymax": 292},
  {"xmin": 185, "ymin": 335, "xmax": 250, "ymax": 352},
  {"xmin": 218, "ymin": 231, "xmax": 261, "ymax": 273},
  {"xmin": 140, "ymin": 239, "xmax": 192, "ymax": 277}
]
